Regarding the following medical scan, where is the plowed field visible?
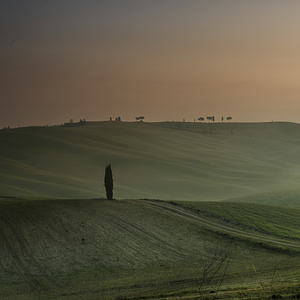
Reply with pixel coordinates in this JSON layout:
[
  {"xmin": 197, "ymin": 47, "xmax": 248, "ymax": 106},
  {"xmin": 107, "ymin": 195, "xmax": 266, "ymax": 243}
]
[{"xmin": 1, "ymin": 198, "xmax": 300, "ymax": 299}]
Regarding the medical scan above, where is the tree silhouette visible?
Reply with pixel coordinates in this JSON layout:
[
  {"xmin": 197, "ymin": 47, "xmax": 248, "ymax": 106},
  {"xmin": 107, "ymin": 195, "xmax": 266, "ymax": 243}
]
[
  {"xmin": 136, "ymin": 116, "xmax": 145, "ymax": 122},
  {"xmin": 104, "ymin": 164, "xmax": 113, "ymax": 200},
  {"xmin": 198, "ymin": 117, "xmax": 204, "ymax": 122},
  {"xmin": 227, "ymin": 117, "xmax": 232, "ymax": 122}
]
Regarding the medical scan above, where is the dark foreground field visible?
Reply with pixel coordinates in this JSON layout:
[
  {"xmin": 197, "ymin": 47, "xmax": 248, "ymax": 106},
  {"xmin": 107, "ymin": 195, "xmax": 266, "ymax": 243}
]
[{"xmin": 1, "ymin": 197, "xmax": 300, "ymax": 299}]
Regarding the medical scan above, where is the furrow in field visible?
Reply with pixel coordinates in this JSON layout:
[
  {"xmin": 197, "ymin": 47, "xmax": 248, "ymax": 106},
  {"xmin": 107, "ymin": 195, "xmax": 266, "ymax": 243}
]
[{"xmin": 138, "ymin": 200, "xmax": 300, "ymax": 251}]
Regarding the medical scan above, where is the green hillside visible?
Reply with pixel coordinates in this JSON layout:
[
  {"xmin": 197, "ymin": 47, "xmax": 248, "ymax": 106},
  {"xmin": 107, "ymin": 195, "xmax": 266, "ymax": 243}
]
[
  {"xmin": 227, "ymin": 189, "xmax": 300, "ymax": 208},
  {"xmin": 174, "ymin": 201, "xmax": 300, "ymax": 241},
  {"xmin": 1, "ymin": 198, "xmax": 300, "ymax": 299},
  {"xmin": 1, "ymin": 121, "xmax": 300, "ymax": 201}
]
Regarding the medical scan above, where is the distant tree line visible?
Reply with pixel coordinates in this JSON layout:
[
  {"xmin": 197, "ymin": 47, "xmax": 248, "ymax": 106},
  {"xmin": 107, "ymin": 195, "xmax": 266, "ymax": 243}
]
[
  {"xmin": 106, "ymin": 115, "xmax": 231, "ymax": 123},
  {"xmin": 197, "ymin": 116, "xmax": 232, "ymax": 123},
  {"xmin": 110, "ymin": 116, "xmax": 122, "ymax": 122},
  {"xmin": 109, "ymin": 116, "xmax": 146, "ymax": 122},
  {"xmin": 62, "ymin": 119, "xmax": 86, "ymax": 127}
]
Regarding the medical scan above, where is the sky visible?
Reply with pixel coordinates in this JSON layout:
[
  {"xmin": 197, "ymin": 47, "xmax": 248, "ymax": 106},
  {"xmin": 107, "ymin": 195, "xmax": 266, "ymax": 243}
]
[{"xmin": 2, "ymin": 0, "xmax": 300, "ymax": 128}]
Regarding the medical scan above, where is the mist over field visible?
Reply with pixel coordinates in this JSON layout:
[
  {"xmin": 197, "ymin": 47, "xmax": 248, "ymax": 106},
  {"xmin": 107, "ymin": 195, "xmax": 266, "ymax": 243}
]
[{"xmin": 2, "ymin": 121, "xmax": 300, "ymax": 202}]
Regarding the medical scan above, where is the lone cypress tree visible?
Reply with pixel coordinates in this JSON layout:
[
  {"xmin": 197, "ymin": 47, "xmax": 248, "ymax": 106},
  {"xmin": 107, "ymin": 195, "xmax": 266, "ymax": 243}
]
[{"xmin": 104, "ymin": 164, "xmax": 113, "ymax": 200}]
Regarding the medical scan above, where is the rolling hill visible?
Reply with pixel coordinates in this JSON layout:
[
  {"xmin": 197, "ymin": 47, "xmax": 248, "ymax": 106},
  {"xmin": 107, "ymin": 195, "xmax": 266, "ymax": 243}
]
[
  {"xmin": 2, "ymin": 121, "xmax": 300, "ymax": 298},
  {"xmin": 1, "ymin": 198, "xmax": 300, "ymax": 299},
  {"xmin": 227, "ymin": 189, "xmax": 300, "ymax": 208},
  {"xmin": 1, "ymin": 121, "xmax": 300, "ymax": 202}
]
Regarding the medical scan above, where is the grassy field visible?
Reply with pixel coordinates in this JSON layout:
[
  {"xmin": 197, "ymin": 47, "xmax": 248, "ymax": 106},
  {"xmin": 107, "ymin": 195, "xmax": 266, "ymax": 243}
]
[
  {"xmin": 0, "ymin": 197, "xmax": 300, "ymax": 299},
  {"xmin": 174, "ymin": 201, "xmax": 300, "ymax": 240},
  {"xmin": 227, "ymin": 189, "xmax": 300, "ymax": 208},
  {"xmin": 2, "ymin": 121, "xmax": 300, "ymax": 299},
  {"xmin": 2, "ymin": 121, "xmax": 300, "ymax": 201}
]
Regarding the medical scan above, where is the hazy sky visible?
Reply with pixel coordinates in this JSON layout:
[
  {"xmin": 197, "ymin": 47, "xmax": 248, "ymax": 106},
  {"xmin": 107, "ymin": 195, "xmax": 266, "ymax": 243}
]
[{"xmin": 2, "ymin": 0, "xmax": 300, "ymax": 127}]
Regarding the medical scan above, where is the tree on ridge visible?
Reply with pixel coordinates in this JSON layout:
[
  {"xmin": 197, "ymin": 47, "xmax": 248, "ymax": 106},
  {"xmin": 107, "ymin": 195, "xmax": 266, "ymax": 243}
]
[{"xmin": 136, "ymin": 116, "xmax": 145, "ymax": 122}]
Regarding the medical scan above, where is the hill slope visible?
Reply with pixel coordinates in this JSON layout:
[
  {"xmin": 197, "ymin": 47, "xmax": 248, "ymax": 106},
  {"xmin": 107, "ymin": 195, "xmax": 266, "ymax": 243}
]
[
  {"xmin": 1, "ymin": 198, "xmax": 300, "ymax": 299},
  {"xmin": 2, "ymin": 121, "xmax": 300, "ymax": 201},
  {"xmin": 226, "ymin": 189, "xmax": 300, "ymax": 208}
]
